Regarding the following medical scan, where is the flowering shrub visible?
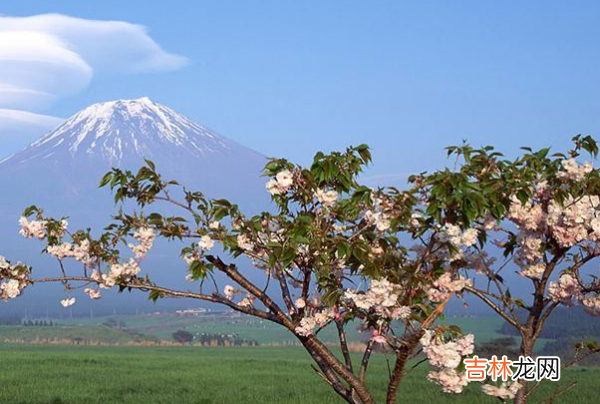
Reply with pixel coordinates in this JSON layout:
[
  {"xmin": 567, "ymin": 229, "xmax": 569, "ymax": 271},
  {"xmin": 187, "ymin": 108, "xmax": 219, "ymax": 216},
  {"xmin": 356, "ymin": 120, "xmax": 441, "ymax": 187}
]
[
  {"xmin": 0, "ymin": 146, "xmax": 478, "ymax": 404},
  {"xmin": 2, "ymin": 139, "xmax": 600, "ymax": 404},
  {"xmin": 412, "ymin": 135, "xmax": 600, "ymax": 403}
]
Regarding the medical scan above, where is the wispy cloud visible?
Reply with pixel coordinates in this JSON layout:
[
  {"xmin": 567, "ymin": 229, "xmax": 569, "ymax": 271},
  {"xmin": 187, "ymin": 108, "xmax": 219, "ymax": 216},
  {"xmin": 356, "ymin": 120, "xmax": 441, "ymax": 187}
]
[
  {"xmin": 0, "ymin": 30, "xmax": 92, "ymax": 110},
  {"xmin": 0, "ymin": 13, "xmax": 188, "ymax": 111},
  {"xmin": 0, "ymin": 109, "xmax": 63, "ymax": 152},
  {"xmin": 0, "ymin": 13, "xmax": 188, "ymax": 154}
]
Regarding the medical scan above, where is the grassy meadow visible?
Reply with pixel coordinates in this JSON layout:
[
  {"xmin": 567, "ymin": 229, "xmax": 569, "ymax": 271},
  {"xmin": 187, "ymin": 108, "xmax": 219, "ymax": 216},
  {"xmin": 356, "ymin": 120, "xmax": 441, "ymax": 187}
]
[
  {"xmin": 0, "ymin": 344, "xmax": 596, "ymax": 404},
  {"xmin": 0, "ymin": 313, "xmax": 593, "ymax": 403},
  {"xmin": 55, "ymin": 312, "xmax": 508, "ymax": 345}
]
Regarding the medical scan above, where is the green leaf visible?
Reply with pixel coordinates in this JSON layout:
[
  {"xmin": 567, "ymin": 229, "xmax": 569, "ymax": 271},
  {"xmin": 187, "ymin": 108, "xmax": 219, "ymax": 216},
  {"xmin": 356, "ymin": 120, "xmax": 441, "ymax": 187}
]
[{"xmin": 148, "ymin": 289, "xmax": 165, "ymax": 302}]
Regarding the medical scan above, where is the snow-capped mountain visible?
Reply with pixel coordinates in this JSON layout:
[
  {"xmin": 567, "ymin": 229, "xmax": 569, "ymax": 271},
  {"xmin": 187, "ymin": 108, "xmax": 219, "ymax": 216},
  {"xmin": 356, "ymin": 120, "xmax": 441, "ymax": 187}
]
[
  {"xmin": 0, "ymin": 97, "xmax": 267, "ymax": 221},
  {"xmin": 2, "ymin": 97, "xmax": 259, "ymax": 167}
]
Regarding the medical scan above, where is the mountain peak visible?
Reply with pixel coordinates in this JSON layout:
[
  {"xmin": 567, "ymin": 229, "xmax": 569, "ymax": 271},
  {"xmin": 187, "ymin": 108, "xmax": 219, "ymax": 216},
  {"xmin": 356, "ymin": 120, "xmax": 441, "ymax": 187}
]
[{"xmin": 2, "ymin": 98, "xmax": 244, "ymax": 167}]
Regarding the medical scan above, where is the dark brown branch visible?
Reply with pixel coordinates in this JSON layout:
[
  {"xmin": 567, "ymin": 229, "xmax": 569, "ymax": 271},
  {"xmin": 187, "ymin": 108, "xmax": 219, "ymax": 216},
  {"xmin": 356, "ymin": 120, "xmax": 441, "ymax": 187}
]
[
  {"xmin": 385, "ymin": 333, "xmax": 423, "ymax": 404},
  {"xmin": 310, "ymin": 364, "xmax": 352, "ymax": 403},
  {"xmin": 466, "ymin": 286, "xmax": 519, "ymax": 329},
  {"xmin": 205, "ymin": 256, "xmax": 377, "ymax": 404},
  {"xmin": 385, "ymin": 294, "xmax": 453, "ymax": 404},
  {"xmin": 301, "ymin": 335, "xmax": 377, "ymax": 404},
  {"xmin": 298, "ymin": 267, "xmax": 311, "ymax": 318},
  {"xmin": 205, "ymin": 255, "xmax": 291, "ymax": 326},
  {"xmin": 335, "ymin": 320, "xmax": 354, "ymax": 372},
  {"xmin": 274, "ymin": 265, "xmax": 295, "ymax": 313},
  {"xmin": 359, "ymin": 340, "xmax": 375, "ymax": 383}
]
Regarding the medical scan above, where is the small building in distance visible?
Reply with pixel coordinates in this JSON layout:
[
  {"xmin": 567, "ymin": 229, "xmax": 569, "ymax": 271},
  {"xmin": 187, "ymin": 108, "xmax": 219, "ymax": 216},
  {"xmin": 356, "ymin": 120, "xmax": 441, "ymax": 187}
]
[{"xmin": 174, "ymin": 308, "xmax": 209, "ymax": 316}]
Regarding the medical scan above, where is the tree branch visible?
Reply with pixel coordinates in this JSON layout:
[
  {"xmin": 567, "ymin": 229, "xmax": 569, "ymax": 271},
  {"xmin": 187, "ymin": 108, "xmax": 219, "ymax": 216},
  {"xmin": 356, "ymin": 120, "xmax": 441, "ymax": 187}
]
[
  {"xmin": 31, "ymin": 276, "xmax": 279, "ymax": 322},
  {"xmin": 335, "ymin": 320, "xmax": 354, "ymax": 372},
  {"xmin": 466, "ymin": 286, "xmax": 519, "ymax": 329}
]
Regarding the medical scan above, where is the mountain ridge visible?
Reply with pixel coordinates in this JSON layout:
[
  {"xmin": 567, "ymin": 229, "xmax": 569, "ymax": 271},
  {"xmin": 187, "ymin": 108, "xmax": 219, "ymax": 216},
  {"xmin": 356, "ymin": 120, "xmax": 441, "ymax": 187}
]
[
  {"xmin": 0, "ymin": 96, "xmax": 267, "ymax": 222},
  {"xmin": 1, "ymin": 97, "xmax": 261, "ymax": 167}
]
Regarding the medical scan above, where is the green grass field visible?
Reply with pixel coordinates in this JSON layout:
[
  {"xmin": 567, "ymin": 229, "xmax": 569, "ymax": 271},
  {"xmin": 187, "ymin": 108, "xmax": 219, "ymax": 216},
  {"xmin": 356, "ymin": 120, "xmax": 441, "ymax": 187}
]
[
  {"xmin": 57, "ymin": 312, "xmax": 508, "ymax": 345},
  {"xmin": 0, "ymin": 324, "xmax": 152, "ymax": 344},
  {"xmin": 0, "ymin": 344, "xmax": 596, "ymax": 404},
  {"xmin": 60, "ymin": 312, "xmax": 366, "ymax": 344}
]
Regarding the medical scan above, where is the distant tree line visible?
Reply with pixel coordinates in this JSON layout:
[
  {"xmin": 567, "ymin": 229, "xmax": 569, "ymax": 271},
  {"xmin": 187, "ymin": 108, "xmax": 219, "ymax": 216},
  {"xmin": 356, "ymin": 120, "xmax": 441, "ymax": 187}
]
[
  {"xmin": 498, "ymin": 307, "xmax": 600, "ymax": 365},
  {"xmin": 0, "ymin": 315, "xmax": 21, "ymax": 325},
  {"xmin": 0, "ymin": 315, "xmax": 57, "ymax": 326},
  {"xmin": 499, "ymin": 307, "xmax": 600, "ymax": 340},
  {"xmin": 172, "ymin": 329, "xmax": 259, "ymax": 346},
  {"xmin": 22, "ymin": 319, "xmax": 55, "ymax": 326}
]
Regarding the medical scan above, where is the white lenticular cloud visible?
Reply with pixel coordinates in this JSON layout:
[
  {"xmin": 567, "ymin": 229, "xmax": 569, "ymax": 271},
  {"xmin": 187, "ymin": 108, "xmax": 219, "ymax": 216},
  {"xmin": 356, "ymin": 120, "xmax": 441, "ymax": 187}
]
[
  {"xmin": 0, "ymin": 109, "xmax": 64, "ymax": 153},
  {"xmin": 0, "ymin": 31, "xmax": 92, "ymax": 110},
  {"xmin": 0, "ymin": 13, "xmax": 188, "ymax": 111}
]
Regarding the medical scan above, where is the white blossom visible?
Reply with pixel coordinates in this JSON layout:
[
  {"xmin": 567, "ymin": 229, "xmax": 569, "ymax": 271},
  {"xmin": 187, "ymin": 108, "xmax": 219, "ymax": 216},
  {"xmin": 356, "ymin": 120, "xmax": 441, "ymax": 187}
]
[
  {"xmin": 198, "ymin": 235, "xmax": 214, "ymax": 251},
  {"xmin": 19, "ymin": 217, "xmax": 47, "ymax": 240},
  {"xmin": 60, "ymin": 297, "xmax": 76, "ymax": 307},
  {"xmin": 237, "ymin": 234, "xmax": 254, "ymax": 251},
  {"xmin": 481, "ymin": 382, "xmax": 520, "ymax": 400},
  {"xmin": 557, "ymin": 158, "xmax": 593, "ymax": 182},
  {"xmin": 0, "ymin": 279, "xmax": 21, "ymax": 299},
  {"xmin": 315, "ymin": 188, "xmax": 338, "ymax": 207},
  {"xmin": 223, "ymin": 284, "xmax": 236, "ymax": 300},
  {"xmin": 266, "ymin": 170, "xmax": 294, "ymax": 195},
  {"xmin": 295, "ymin": 298, "xmax": 306, "ymax": 309},
  {"xmin": 128, "ymin": 227, "xmax": 155, "ymax": 259},
  {"xmin": 84, "ymin": 288, "xmax": 101, "ymax": 299}
]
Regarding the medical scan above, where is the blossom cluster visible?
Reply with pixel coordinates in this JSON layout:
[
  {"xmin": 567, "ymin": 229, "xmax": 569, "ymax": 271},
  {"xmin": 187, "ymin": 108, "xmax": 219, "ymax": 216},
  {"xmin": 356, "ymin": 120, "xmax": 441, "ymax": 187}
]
[
  {"xmin": 128, "ymin": 227, "xmax": 156, "ymax": 259},
  {"xmin": 294, "ymin": 307, "xmax": 336, "ymax": 337},
  {"xmin": 557, "ymin": 158, "xmax": 593, "ymax": 182},
  {"xmin": 18, "ymin": 216, "xmax": 159, "ymax": 306},
  {"xmin": 498, "ymin": 160, "xmax": 600, "ymax": 313},
  {"xmin": 18, "ymin": 217, "xmax": 48, "ymax": 240},
  {"xmin": 420, "ymin": 330, "xmax": 474, "ymax": 393},
  {"xmin": 266, "ymin": 170, "xmax": 294, "ymax": 195},
  {"xmin": 93, "ymin": 258, "xmax": 141, "ymax": 288},
  {"xmin": 220, "ymin": 284, "xmax": 256, "ymax": 308},
  {"xmin": 359, "ymin": 192, "xmax": 396, "ymax": 233},
  {"xmin": 343, "ymin": 278, "xmax": 411, "ymax": 322},
  {"xmin": 547, "ymin": 273, "xmax": 600, "ymax": 316},
  {"xmin": 314, "ymin": 188, "xmax": 338, "ymax": 208},
  {"xmin": 480, "ymin": 382, "xmax": 520, "ymax": 400},
  {"xmin": 0, "ymin": 256, "xmax": 30, "ymax": 301},
  {"xmin": 427, "ymin": 273, "xmax": 472, "ymax": 303},
  {"xmin": 47, "ymin": 239, "xmax": 92, "ymax": 263},
  {"xmin": 363, "ymin": 208, "xmax": 391, "ymax": 232},
  {"xmin": 437, "ymin": 223, "xmax": 478, "ymax": 249},
  {"xmin": 183, "ymin": 232, "xmax": 217, "ymax": 268}
]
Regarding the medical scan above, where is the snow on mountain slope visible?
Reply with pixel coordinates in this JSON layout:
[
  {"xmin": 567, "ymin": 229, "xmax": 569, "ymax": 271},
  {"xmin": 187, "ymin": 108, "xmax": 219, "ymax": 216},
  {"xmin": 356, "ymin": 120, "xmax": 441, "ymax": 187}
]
[
  {"xmin": 2, "ymin": 97, "xmax": 248, "ymax": 166},
  {"xmin": 0, "ymin": 97, "xmax": 267, "ymax": 216}
]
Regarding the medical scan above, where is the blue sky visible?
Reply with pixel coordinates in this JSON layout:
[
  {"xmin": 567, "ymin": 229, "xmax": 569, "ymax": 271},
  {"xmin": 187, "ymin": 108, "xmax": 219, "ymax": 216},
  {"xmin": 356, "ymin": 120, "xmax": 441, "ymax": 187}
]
[{"xmin": 2, "ymin": 1, "xmax": 600, "ymax": 182}]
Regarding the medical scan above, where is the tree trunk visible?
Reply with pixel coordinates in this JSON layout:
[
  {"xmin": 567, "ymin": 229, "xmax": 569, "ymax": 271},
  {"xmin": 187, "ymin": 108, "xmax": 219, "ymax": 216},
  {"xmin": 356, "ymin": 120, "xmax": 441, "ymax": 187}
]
[
  {"xmin": 386, "ymin": 348, "xmax": 411, "ymax": 404},
  {"xmin": 514, "ymin": 335, "xmax": 534, "ymax": 404},
  {"xmin": 301, "ymin": 335, "xmax": 378, "ymax": 404}
]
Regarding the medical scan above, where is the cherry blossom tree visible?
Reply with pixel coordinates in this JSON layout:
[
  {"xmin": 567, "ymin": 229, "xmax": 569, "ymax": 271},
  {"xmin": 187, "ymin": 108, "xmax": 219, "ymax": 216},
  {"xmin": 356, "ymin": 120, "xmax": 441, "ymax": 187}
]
[
  {"xmin": 3, "ymin": 139, "xmax": 599, "ymax": 404},
  {"xmin": 2, "ymin": 146, "xmax": 475, "ymax": 404},
  {"xmin": 413, "ymin": 135, "xmax": 600, "ymax": 404}
]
